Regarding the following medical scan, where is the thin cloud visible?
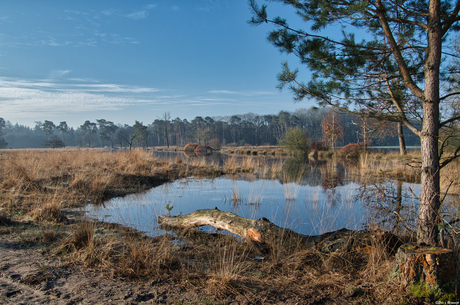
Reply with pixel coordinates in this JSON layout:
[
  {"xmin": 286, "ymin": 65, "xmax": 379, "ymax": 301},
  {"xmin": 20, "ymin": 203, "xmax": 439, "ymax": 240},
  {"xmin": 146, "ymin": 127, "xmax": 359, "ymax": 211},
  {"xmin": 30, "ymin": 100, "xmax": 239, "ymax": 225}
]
[
  {"xmin": 100, "ymin": 9, "xmax": 116, "ymax": 16},
  {"xmin": 0, "ymin": 77, "xmax": 163, "ymax": 120},
  {"xmin": 48, "ymin": 70, "xmax": 72, "ymax": 79},
  {"xmin": 74, "ymin": 84, "xmax": 159, "ymax": 93},
  {"xmin": 126, "ymin": 4, "xmax": 157, "ymax": 20},
  {"xmin": 209, "ymin": 90, "xmax": 238, "ymax": 94},
  {"xmin": 127, "ymin": 10, "xmax": 148, "ymax": 20},
  {"xmin": 208, "ymin": 89, "xmax": 277, "ymax": 96},
  {"xmin": 0, "ymin": 87, "xmax": 158, "ymax": 119},
  {"xmin": 200, "ymin": 98, "xmax": 235, "ymax": 102},
  {"xmin": 68, "ymin": 78, "xmax": 101, "ymax": 83}
]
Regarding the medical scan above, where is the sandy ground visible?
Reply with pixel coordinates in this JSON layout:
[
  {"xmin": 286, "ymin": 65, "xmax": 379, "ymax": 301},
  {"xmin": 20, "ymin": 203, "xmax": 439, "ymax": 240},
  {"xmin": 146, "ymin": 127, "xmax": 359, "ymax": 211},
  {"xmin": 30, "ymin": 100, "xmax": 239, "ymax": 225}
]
[
  {"xmin": 0, "ymin": 233, "xmax": 321, "ymax": 305},
  {"xmin": 0, "ymin": 234, "xmax": 200, "ymax": 305}
]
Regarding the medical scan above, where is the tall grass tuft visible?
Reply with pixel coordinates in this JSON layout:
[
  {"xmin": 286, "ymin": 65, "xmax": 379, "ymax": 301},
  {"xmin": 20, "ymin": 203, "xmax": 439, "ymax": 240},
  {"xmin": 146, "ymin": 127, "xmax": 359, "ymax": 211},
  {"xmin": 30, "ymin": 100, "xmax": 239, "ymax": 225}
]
[
  {"xmin": 205, "ymin": 240, "xmax": 248, "ymax": 298},
  {"xmin": 31, "ymin": 200, "xmax": 66, "ymax": 223}
]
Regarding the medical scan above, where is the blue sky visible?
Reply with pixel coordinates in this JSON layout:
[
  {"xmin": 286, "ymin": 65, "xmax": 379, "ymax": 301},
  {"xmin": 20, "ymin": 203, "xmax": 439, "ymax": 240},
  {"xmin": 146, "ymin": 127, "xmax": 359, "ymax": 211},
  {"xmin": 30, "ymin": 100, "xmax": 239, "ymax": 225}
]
[{"xmin": 0, "ymin": 0, "xmax": 316, "ymax": 128}]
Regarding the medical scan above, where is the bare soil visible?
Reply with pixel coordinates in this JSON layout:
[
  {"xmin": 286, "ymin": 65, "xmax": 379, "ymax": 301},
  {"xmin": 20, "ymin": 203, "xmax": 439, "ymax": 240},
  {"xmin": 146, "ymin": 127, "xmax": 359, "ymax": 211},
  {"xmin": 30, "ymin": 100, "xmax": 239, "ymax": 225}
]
[
  {"xmin": 0, "ymin": 223, "xmax": 336, "ymax": 304},
  {"xmin": 0, "ymin": 216, "xmax": 427, "ymax": 305}
]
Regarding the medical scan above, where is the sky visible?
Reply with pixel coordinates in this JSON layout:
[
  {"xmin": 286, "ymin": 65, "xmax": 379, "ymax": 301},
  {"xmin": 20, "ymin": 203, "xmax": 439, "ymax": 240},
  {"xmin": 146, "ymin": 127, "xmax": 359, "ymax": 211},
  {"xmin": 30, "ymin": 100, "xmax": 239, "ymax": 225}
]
[{"xmin": 0, "ymin": 0, "xmax": 318, "ymax": 128}]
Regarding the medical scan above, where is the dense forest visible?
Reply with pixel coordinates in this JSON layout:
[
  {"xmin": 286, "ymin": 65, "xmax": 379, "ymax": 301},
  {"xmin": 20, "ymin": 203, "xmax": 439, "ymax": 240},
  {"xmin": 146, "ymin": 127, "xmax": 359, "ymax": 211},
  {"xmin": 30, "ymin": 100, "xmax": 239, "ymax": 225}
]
[{"xmin": 0, "ymin": 107, "xmax": 419, "ymax": 149}]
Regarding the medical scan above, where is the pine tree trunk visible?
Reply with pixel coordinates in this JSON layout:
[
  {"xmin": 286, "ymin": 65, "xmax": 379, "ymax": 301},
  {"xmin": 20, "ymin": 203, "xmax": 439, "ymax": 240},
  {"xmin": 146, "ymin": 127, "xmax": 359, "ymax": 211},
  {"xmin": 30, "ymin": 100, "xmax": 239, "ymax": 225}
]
[{"xmin": 417, "ymin": 0, "xmax": 442, "ymax": 245}]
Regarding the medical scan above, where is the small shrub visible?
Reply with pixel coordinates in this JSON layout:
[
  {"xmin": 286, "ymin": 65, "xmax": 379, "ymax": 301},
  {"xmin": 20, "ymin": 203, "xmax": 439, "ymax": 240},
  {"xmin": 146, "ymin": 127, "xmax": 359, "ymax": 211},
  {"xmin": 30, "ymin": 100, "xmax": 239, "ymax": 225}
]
[
  {"xmin": 278, "ymin": 127, "xmax": 310, "ymax": 156},
  {"xmin": 209, "ymin": 138, "xmax": 222, "ymax": 150}
]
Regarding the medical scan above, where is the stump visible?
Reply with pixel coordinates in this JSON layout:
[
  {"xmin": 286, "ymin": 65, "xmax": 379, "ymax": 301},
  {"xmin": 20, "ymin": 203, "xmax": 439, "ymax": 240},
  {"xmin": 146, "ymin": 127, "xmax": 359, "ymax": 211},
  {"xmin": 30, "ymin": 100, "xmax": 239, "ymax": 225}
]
[{"xmin": 390, "ymin": 244, "xmax": 459, "ymax": 293}]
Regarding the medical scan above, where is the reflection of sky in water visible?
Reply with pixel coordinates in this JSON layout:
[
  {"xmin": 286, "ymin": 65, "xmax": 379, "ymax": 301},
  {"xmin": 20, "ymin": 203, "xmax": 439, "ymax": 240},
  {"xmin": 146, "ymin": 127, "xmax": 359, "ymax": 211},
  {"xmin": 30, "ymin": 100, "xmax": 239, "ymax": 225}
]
[{"xmin": 86, "ymin": 176, "xmax": 428, "ymax": 237}]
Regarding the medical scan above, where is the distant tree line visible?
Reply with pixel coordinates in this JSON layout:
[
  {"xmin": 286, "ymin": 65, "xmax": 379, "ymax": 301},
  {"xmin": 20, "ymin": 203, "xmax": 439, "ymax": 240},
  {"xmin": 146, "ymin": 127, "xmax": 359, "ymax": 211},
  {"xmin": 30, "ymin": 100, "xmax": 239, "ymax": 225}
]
[{"xmin": 0, "ymin": 107, "xmax": 420, "ymax": 149}]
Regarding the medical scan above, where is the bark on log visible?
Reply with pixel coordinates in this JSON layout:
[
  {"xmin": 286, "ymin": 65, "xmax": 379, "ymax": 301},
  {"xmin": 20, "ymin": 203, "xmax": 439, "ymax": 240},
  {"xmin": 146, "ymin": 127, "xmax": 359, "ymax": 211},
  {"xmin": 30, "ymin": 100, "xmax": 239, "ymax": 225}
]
[
  {"xmin": 158, "ymin": 208, "xmax": 401, "ymax": 253},
  {"xmin": 158, "ymin": 208, "xmax": 302, "ymax": 243}
]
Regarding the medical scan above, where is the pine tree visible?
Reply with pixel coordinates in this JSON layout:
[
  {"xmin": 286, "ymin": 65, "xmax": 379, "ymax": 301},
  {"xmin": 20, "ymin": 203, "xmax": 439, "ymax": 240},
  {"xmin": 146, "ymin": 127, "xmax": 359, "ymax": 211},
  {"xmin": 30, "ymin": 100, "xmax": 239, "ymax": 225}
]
[{"xmin": 250, "ymin": 0, "xmax": 460, "ymax": 245}]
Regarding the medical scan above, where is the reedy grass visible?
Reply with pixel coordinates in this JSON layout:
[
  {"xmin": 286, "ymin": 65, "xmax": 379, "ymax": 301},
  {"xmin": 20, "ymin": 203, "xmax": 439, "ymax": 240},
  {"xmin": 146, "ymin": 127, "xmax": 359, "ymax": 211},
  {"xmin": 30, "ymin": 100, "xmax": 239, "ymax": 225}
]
[
  {"xmin": 440, "ymin": 158, "xmax": 460, "ymax": 195},
  {"xmin": 205, "ymin": 239, "xmax": 249, "ymax": 298},
  {"xmin": 0, "ymin": 147, "xmax": 451, "ymax": 303},
  {"xmin": 60, "ymin": 220, "xmax": 179, "ymax": 278},
  {"xmin": 231, "ymin": 185, "xmax": 240, "ymax": 205}
]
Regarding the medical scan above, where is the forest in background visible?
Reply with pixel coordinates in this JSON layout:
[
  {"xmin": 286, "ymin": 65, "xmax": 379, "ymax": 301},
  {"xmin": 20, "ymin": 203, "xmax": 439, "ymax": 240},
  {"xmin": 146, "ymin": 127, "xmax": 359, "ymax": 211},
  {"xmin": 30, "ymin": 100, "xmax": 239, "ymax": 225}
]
[{"xmin": 0, "ymin": 107, "xmax": 420, "ymax": 149}]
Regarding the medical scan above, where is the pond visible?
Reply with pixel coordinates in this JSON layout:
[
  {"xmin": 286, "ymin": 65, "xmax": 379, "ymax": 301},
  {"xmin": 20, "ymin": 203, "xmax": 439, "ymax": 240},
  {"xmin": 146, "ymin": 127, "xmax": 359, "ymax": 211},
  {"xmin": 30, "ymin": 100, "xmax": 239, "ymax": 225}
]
[{"xmin": 86, "ymin": 151, "xmax": 459, "ymax": 238}]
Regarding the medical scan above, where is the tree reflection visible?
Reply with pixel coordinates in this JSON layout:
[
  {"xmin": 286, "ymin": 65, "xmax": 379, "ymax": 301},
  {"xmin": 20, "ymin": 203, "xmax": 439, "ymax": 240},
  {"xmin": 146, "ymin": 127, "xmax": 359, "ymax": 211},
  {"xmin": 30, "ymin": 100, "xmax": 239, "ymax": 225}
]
[
  {"xmin": 358, "ymin": 180, "xmax": 418, "ymax": 237},
  {"xmin": 321, "ymin": 172, "xmax": 344, "ymax": 206}
]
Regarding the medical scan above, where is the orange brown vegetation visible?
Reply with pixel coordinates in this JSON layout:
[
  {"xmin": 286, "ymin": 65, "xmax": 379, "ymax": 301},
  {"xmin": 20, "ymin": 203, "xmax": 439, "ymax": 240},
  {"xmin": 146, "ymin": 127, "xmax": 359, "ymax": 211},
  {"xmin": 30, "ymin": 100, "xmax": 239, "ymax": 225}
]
[
  {"xmin": 337, "ymin": 143, "xmax": 363, "ymax": 160},
  {"xmin": 183, "ymin": 143, "xmax": 199, "ymax": 151}
]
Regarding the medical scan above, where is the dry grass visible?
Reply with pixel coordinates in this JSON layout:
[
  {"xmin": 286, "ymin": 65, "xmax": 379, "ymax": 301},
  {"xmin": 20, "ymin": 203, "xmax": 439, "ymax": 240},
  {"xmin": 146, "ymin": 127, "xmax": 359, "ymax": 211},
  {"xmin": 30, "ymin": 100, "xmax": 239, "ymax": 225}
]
[
  {"xmin": 440, "ymin": 158, "xmax": 460, "ymax": 195},
  {"xmin": 204, "ymin": 239, "xmax": 250, "ymax": 298},
  {"xmin": 0, "ymin": 148, "xmax": 224, "ymax": 216},
  {"xmin": 60, "ymin": 220, "xmax": 179, "ymax": 278},
  {"xmin": 0, "ymin": 148, "xmax": 163, "ymax": 211},
  {"xmin": 222, "ymin": 145, "xmax": 290, "ymax": 157},
  {"xmin": 30, "ymin": 197, "xmax": 67, "ymax": 223},
  {"xmin": 1, "ymin": 147, "xmax": 454, "ymax": 303},
  {"xmin": 358, "ymin": 151, "xmax": 421, "ymax": 182}
]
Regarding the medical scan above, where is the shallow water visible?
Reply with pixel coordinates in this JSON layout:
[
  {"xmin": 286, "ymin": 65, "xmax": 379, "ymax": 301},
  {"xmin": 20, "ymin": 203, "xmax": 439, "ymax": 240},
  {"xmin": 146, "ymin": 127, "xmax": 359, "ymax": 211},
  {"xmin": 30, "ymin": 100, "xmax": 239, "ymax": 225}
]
[
  {"xmin": 87, "ymin": 151, "xmax": 459, "ymax": 238},
  {"xmin": 86, "ymin": 175, "xmax": 423, "ymax": 237}
]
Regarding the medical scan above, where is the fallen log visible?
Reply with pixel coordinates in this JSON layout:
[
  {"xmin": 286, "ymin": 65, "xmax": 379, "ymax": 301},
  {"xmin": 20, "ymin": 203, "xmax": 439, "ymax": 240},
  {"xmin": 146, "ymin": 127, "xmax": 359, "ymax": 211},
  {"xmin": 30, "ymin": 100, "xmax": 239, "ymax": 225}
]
[
  {"xmin": 157, "ymin": 208, "xmax": 402, "ymax": 253},
  {"xmin": 158, "ymin": 208, "xmax": 305, "ymax": 243}
]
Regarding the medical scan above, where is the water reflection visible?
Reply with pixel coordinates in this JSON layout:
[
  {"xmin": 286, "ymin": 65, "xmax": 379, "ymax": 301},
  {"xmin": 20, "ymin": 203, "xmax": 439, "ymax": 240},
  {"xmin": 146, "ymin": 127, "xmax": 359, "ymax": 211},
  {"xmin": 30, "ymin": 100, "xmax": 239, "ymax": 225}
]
[
  {"xmin": 357, "ymin": 180, "xmax": 419, "ymax": 236},
  {"xmin": 86, "ymin": 152, "xmax": 458, "ymax": 239}
]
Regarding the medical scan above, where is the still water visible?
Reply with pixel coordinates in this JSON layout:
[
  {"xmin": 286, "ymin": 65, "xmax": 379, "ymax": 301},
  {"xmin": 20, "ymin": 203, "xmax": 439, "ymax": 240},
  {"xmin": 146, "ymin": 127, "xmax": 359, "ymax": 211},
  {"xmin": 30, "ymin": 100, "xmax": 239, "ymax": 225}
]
[{"xmin": 86, "ymin": 170, "xmax": 425, "ymax": 238}]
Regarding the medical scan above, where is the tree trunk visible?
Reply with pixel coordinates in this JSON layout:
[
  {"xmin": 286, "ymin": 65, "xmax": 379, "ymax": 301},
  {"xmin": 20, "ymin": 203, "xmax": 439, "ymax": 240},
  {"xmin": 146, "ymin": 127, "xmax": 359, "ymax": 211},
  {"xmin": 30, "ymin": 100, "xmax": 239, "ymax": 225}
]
[
  {"xmin": 417, "ymin": 0, "xmax": 442, "ymax": 245},
  {"xmin": 398, "ymin": 122, "xmax": 407, "ymax": 156},
  {"xmin": 159, "ymin": 208, "xmax": 299, "ymax": 243},
  {"xmin": 390, "ymin": 244, "xmax": 458, "ymax": 293},
  {"xmin": 362, "ymin": 119, "xmax": 368, "ymax": 153}
]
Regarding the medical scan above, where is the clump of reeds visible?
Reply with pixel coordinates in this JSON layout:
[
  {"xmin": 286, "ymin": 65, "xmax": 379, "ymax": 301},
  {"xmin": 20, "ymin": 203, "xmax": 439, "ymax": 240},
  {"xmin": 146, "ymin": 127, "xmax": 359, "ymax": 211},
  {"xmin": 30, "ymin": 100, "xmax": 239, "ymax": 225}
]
[
  {"xmin": 60, "ymin": 221, "xmax": 179, "ymax": 278},
  {"xmin": 61, "ymin": 220, "xmax": 95, "ymax": 252},
  {"xmin": 282, "ymin": 182, "xmax": 300, "ymax": 201},
  {"xmin": 223, "ymin": 156, "xmax": 239, "ymax": 173},
  {"xmin": 0, "ymin": 148, "xmax": 169, "ymax": 214},
  {"xmin": 248, "ymin": 183, "xmax": 264, "ymax": 205},
  {"xmin": 241, "ymin": 156, "xmax": 256, "ymax": 171},
  {"xmin": 30, "ymin": 200, "xmax": 67, "ymax": 223},
  {"xmin": 205, "ymin": 239, "xmax": 248, "ymax": 298},
  {"xmin": 358, "ymin": 150, "xmax": 421, "ymax": 182},
  {"xmin": 231, "ymin": 186, "xmax": 240, "ymax": 204}
]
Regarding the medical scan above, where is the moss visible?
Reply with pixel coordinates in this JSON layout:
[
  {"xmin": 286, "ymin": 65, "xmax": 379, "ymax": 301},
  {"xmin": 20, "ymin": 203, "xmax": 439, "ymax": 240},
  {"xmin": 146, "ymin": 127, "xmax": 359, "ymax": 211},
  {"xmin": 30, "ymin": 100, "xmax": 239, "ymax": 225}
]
[
  {"xmin": 438, "ymin": 293, "xmax": 458, "ymax": 302},
  {"xmin": 409, "ymin": 281, "xmax": 442, "ymax": 300}
]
